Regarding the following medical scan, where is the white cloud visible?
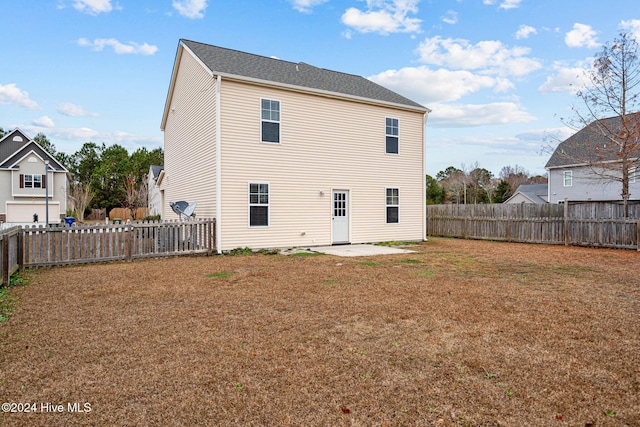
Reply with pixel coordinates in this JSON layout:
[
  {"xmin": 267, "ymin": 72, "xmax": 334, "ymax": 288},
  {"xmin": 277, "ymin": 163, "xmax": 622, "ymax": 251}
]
[
  {"xmin": 565, "ymin": 23, "xmax": 599, "ymax": 48},
  {"xmin": 441, "ymin": 10, "xmax": 458, "ymax": 25},
  {"xmin": 538, "ymin": 63, "xmax": 590, "ymax": 94},
  {"xmin": 341, "ymin": 0, "xmax": 421, "ymax": 35},
  {"xmin": 0, "ymin": 83, "xmax": 39, "ymax": 110},
  {"xmin": 369, "ymin": 66, "xmax": 507, "ymax": 104},
  {"xmin": 290, "ymin": 0, "xmax": 328, "ymax": 13},
  {"xmin": 515, "ymin": 25, "xmax": 537, "ymax": 39},
  {"xmin": 33, "ymin": 116, "xmax": 55, "ymax": 128},
  {"xmin": 57, "ymin": 102, "xmax": 98, "ymax": 117},
  {"xmin": 73, "ymin": 0, "xmax": 114, "ymax": 15},
  {"xmin": 77, "ymin": 38, "xmax": 158, "ymax": 55},
  {"xmin": 427, "ymin": 102, "xmax": 536, "ymax": 127},
  {"xmin": 498, "ymin": 0, "xmax": 522, "ymax": 9},
  {"xmin": 620, "ymin": 19, "xmax": 640, "ymax": 42},
  {"xmin": 172, "ymin": 0, "xmax": 207, "ymax": 19},
  {"xmin": 416, "ymin": 36, "xmax": 541, "ymax": 76},
  {"xmin": 483, "ymin": 0, "xmax": 522, "ymax": 9}
]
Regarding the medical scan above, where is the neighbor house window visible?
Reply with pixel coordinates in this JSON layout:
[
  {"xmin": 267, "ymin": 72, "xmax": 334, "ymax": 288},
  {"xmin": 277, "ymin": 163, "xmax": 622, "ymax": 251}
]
[
  {"xmin": 386, "ymin": 117, "xmax": 399, "ymax": 154},
  {"xmin": 249, "ymin": 183, "xmax": 269, "ymax": 227},
  {"xmin": 386, "ymin": 188, "xmax": 399, "ymax": 223},
  {"xmin": 563, "ymin": 170, "xmax": 572, "ymax": 187},
  {"xmin": 20, "ymin": 173, "xmax": 44, "ymax": 189},
  {"xmin": 261, "ymin": 99, "xmax": 280, "ymax": 143},
  {"xmin": 630, "ymin": 167, "xmax": 637, "ymax": 184}
]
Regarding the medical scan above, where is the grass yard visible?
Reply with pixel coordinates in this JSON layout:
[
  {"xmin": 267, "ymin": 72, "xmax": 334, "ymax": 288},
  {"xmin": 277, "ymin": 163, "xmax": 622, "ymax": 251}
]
[{"xmin": 0, "ymin": 237, "xmax": 638, "ymax": 426}]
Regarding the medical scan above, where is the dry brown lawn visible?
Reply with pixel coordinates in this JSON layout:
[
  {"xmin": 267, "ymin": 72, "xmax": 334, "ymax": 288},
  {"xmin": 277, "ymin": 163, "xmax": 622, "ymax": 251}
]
[{"xmin": 0, "ymin": 237, "xmax": 638, "ymax": 426}]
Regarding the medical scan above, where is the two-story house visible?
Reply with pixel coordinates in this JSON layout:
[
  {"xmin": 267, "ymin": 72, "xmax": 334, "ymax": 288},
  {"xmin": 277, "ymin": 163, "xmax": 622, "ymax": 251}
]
[
  {"xmin": 546, "ymin": 114, "xmax": 640, "ymax": 203},
  {"xmin": 0, "ymin": 129, "xmax": 69, "ymax": 224},
  {"xmin": 161, "ymin": 39, "xmax": 430, "ymax": 252}
]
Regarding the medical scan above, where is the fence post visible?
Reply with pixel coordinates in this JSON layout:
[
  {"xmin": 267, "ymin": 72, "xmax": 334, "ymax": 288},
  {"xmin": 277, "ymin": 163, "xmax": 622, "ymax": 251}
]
[
  {"xmin": 17, "ymin": 229, "xmax": 24, "ymax": 271},
  {"xmin": 564, "ymin": 198, "xmax": 569, "ymax": 246},
  {"xmin": 126, "ymin": 224, "xmax": 133, "ymax": 262},
  {"xmin": 2, "ymin": 234, "xmax": 9, "ymax": 286}
]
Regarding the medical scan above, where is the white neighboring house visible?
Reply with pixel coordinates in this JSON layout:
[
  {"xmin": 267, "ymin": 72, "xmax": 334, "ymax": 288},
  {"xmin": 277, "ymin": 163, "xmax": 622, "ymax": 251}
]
[
  {"xmin": 504, "ymin": 184, "xmax": 548, "ymax": 204},
  {"xmin": 161, "ymin": 39, "xmax": 430, "ymax": 252},
  {"xmin": 147, "ymin": 165, "xmax": 164, "ymax": 217},
  {"xmin": 546, "ymin": 114, "xmax": 640, "ymax": 203},
  {"xmin": 0, "ymin": 129, "xmax": 69, "ymax": 224}
]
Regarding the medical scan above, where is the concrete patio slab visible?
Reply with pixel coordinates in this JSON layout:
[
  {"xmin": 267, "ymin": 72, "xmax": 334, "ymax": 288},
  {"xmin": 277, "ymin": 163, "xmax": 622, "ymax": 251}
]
[{"xmin": 310, "ymin": 244, "xmax": 416, "ymax": 257}]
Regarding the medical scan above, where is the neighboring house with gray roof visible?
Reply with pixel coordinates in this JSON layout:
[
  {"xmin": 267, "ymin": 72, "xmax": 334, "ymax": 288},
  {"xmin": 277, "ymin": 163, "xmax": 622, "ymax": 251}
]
[
  {"xmin": 147, "ymin": 165, "xmax": 164, "ymax": 216},
  {"xmin": 504, "ymin": 184, "xmax": 548, "ymax": 204},
  {"xmin": 545, "ymin": 113, "xmax": 640, "ymax": 203},
  {"xmin": 0, "ymin": 129, "xmax": 69, "ymax": 223},
  {"xmin": 161, "ymin": 39, "xmax": 430, "ymax": 252}
]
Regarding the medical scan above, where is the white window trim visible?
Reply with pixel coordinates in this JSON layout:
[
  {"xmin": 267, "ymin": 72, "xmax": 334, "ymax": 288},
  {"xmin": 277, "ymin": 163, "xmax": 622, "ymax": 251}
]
[
  {"xmin": 248, "ymin": 182, "xmax": 270, "ymax": 228},
  {"xmin": 260, "ymin": 98, "xmax": 281, "ymax": 144},
  {"xmin": 629, "ymin": 167, "xmax": 637, "ymax": 184},
  {"xmin": 385, "ymin": 117, "xmax": 399, "ymax": 155},
  {"xmin": 563, "ymin": 170, "xmax": 572, "ymax": 187},
  {"xmin": 24, "ymin": 173, "xmax": 43, "ymax": 189},
  {"xmin": 386, "ymin": 187, "xmax": 399, "ymax": 224}
]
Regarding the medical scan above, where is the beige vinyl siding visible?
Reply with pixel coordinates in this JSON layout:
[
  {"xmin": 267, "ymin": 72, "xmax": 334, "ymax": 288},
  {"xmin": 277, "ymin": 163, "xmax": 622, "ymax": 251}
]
[
  {"xmin": 163, "ymin": 49, "xmax": 217, "ymax": 220},
  {"xmin": 219, "ymin": 79, "xmax": 424, "ymax": 250}
]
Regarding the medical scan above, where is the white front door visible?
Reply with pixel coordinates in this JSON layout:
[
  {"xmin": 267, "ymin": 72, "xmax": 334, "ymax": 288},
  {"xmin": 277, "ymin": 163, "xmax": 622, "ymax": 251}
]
[{"xmin": 332, "ymin": 190, "xmax": 349, "ymax": 244}]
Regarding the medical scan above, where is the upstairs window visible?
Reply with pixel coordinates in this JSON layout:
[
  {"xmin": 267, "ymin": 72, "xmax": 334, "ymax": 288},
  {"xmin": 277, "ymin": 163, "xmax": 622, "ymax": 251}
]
[
  {"xmin": 261, "ymin": 99, "xmax": 280, "ymax": 143},
  {"xmin": 630, "ymin": 167, "xmax": 637, "ymax": 184},
  {"xmin": 386, "ymin": 188, "xmax": 399, "ymax": 223},
  {"xmin": 563, "ymin": 170, "xmax": 572, "ymax": 187},
  {"xmin": 386, "ymin": 117, "xmax": 399, "ymax": 154},
  {"xmin": 249, "ymin": 183, "xmax": 269, "ymax": 227},
  {"xmin": 20, "ymin": 173, "xmax": 44, "ymax": 189}
]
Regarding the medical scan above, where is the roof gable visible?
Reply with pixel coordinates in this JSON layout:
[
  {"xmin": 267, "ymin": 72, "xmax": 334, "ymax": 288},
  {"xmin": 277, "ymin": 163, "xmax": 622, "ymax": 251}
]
[
  {"xmin": 546, "ymin": 113, "xmax": 640, "ymax": 169},
  {"xmin": 0, "ymin": 129, "xmax": 68, "ymax": 172},
  {"xmin": 0, "ymin": 128, "xmax": 32, "ymax": 164},
  {"xmin": 162, "ymin": 39, "xmax": 427, "ymax": 129}
]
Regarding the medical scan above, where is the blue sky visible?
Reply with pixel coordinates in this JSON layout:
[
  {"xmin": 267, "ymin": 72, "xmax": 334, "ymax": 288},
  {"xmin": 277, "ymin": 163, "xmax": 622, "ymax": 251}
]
[{"xmin": 1, "ymin": 0, "xmax": 639, "ymax": 177}]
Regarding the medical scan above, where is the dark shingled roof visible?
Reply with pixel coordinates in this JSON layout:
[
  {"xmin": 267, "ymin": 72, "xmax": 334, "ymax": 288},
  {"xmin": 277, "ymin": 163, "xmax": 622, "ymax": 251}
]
[
  {"xmin": 546, "ymin": 113, "xmax": 640, "ymax": 168},
  {"xmin": 181, "ymin": 39, "xmax": 427, "ymax": 111}
]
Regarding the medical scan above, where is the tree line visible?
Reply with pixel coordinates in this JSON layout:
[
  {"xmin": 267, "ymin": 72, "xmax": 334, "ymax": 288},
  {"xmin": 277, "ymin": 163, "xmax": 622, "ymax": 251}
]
[
  {"xmin": 426, "ymin": 163, "xmax": 547, "ymax": 205},
  {"xmin": 0, "ymin": 127, "xmax": 163, "ymax": 219}
]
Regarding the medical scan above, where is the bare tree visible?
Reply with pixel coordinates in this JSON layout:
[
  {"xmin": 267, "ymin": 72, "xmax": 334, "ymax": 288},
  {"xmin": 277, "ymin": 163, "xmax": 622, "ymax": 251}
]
[
  {"xmin": 499, "ymin": 164, "xmax": 532, "ymax": 192},
  {"xmin": 68, "ymin": 182, "xmax": 93, "ymax": 222},
  {"xmin": 556, "ymin": 32, "xmax": 640, "ymax": 216},
  {"xmin": 122, "ymin": 174, "xmax": 148, "ymax": 221}
]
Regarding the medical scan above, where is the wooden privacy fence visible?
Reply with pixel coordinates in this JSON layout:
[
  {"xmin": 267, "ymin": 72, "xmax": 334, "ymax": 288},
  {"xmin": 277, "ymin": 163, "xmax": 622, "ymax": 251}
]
[
  {"xmin": 0, "ymin": 226, "xmax": 22, "ymax": 286},
  {"xmin": 426, "ymin": 203, "xmax": 640, "ymax": 250},
  {"xmin": 0, "ymin": 219, "xmax": 215, "ymax": 280}
]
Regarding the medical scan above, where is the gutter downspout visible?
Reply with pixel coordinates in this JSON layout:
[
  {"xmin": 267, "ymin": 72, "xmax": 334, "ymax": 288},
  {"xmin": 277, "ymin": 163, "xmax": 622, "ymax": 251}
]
[{"xmin": 215, "ymin": 74, "xmax": 222, "ymax": 253}]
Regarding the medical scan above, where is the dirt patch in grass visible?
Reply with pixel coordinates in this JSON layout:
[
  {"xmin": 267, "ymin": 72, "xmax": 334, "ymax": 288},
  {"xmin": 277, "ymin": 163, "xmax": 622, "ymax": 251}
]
[{"xmin": 0, "ymin": 238, "xmax": 639, "ymax": 426}]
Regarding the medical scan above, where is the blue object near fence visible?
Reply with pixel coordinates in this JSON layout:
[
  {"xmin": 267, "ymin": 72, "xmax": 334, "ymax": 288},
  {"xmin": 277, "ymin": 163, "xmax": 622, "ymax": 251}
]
[{"xmin": 64, "ymin": 217, "xmax": 75, "ymax": 227}]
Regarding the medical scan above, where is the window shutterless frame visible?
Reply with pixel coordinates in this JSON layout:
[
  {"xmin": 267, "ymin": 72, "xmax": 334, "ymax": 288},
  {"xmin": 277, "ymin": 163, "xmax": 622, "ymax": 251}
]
[
  {"xmin": 386, "ymin": 187, "xmax": 399, "ymax": 224},
  {"xmin": 260, "ymin": 98, "xmax": 281, "ymax": 143},
  {"xmin": 385, "ymin": 117, "xmax": 399, "ymax": 154},
  {"xmin": 248, "ymin": 182, "xmax": 269, "ymax": 227},
  {"xmin": 563, "ymin": 170, "xmax": 572, "ymax": 187}
]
